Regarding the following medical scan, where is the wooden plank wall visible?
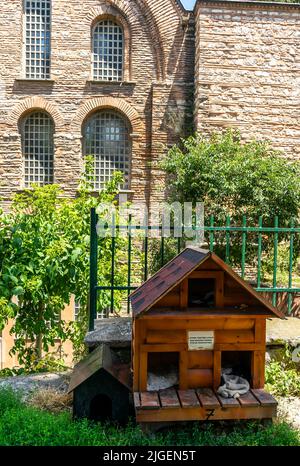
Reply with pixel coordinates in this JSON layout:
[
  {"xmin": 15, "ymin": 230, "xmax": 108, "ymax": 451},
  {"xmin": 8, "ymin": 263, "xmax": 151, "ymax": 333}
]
[{"xmin": 133, "ymin": 316, "xmax": 266, "ymax": 392}]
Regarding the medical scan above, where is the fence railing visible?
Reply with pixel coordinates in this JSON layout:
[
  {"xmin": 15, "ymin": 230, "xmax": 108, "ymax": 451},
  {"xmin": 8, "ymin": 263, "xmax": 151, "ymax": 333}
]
[{"xmin": 89, "ymin": 208, "xmax": 300, "ymax": 331}]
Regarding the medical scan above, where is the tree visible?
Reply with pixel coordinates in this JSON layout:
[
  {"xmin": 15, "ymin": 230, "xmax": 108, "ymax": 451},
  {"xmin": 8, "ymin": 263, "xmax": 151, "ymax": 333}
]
[
  {"xmin": 162, "ymin": 130, "xmax": 300, "ymax": 224},
  {"xmin": 0, "ymin": 161, "xmax": 130, "ymax": 369},
  {"xmin": 161, "ymin": 130, "xmax": 300, "ymax": 264}
]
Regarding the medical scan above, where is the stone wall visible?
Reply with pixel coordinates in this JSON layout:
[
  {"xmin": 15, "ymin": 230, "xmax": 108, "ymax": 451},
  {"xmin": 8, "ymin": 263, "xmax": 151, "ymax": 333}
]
[
  {"xmin": 1, "ymin": 0, "xmax": 300, "ymax": 210},
  {"xmin": 195, "ymin": 1, "xmax": 300, "ymax": 160},
  {"xmin": 0, "ymin": 0, "xmax": 194, "ymax": 211}
]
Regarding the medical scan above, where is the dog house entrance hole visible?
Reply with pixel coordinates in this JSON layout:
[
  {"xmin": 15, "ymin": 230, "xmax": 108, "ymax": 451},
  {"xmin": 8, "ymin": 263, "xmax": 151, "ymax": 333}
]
[
  {"xmin": 221, "ymin": 351, "xmax": 252, "ymax": 383},
  {"xmin": 90, "ymin": 394, "xmax": 112, "ymax": 422},
  {"xmin": 147, "ymin": 352, "xmax": 179, "ymax": 391},
  {"xmin": 188, "ymin": 278, "xmax": 215, "ymax": 308}
]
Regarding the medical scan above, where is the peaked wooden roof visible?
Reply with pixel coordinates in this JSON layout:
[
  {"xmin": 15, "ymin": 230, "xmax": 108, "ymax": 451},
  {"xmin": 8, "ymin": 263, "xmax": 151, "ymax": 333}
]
[
  {"xmin": 130, "ymin": 247, "xmax": 285, "ymax": 319},
  {"xmin": 68, "ymin": 344, "xmax": 131, "ymax": 393}
]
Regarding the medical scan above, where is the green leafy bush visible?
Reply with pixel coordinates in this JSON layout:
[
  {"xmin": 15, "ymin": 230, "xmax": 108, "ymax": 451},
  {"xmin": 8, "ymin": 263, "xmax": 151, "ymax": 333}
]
[
  {"xmin": 265, "ymin": 345, "xmax": 300, "ymax": 397},
  {"xmin": 161, "ymin": 130, "xmax": 300, "ymax": 265},
  {"xmin": 266, "ymin": 362, "xmax": 300, "ymax": 397},
  {"xmin": 162, "ymin": 130, "xmax": 300, "ymax": 224},
  {"xmin": 0, "ymin": 159, "xmax": 138, "ymax": 369}
]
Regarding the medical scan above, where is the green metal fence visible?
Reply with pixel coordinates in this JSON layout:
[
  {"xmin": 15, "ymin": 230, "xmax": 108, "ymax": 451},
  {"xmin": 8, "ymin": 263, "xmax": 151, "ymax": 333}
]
[{"xmin": 89, "ymin": 208, "xmax": 300, "ymax": 331}]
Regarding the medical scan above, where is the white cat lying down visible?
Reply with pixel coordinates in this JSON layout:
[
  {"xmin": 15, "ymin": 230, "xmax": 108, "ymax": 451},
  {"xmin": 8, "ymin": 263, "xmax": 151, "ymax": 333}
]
[{"xmin": 217, "ymin": 368, "xmax": 250, "ymax": 399}]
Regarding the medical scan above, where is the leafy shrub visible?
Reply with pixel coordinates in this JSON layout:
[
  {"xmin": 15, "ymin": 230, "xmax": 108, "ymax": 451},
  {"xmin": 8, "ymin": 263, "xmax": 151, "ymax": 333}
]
[
  {"xmin": 162, "ymin": 130, "xmax": 300, "ymax": 224},
  {"xmin": 161, "ymin": 130, "xmax": 300, "ymax": 265},
  {"xmin": 266, "ymin": 362, "xmax": 300, "ymax": 397},
  {"xmin": 0, "ymin": 159, "xmax": 139, "ymax": 368},
  {"xmin": 265, "ymin": 345, "xmax": 300, "ymax": 397}
]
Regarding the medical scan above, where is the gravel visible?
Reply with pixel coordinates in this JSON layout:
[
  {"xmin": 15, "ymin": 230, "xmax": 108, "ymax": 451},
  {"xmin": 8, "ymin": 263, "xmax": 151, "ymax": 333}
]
[
  {"xmin": 0, "ymin": 372, "xmax": 71, "ymax": 400},
  {"xmin": 277, "ymin": 397, "xmax": 300, "ymax": 430}
]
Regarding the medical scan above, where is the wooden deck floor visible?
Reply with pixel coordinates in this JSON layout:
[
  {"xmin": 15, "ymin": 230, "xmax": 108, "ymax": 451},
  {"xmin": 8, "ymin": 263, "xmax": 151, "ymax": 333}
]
[{"xmin": 134, "ymin": 388, "xmax": 277, "ymax": 423}]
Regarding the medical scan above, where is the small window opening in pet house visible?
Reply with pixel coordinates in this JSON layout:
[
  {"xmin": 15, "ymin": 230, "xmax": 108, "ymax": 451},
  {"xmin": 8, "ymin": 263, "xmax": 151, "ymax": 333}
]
[
  {"xmin": 90, "ymin": 394, "xmax": 112, "ymax": 422},
  {"xmin": 188, "ymin": 278, "xmax": 215, "ymax": 308},
  {"xmin": 221, "ymin": 351, "xmax": 252, "ymax": 384},
  {"xmin": 147, "ymin": 352, "xmax": 179, "ymax": 391}
]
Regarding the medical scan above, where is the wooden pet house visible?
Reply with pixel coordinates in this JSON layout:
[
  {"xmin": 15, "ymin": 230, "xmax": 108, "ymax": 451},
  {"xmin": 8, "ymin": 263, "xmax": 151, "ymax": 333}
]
[
  {"xmin": 130, "ymin": 247, "xmax": 283, "ymax": 424},
  {"xmin": 68, "ymin": 344, "xmax": 132, "ymax": 425}
]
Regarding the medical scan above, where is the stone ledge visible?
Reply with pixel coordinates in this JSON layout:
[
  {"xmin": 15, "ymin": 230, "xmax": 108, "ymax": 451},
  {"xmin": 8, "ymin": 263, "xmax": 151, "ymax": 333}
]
[
  {"xmin": 86, "ymin": 80, "xmax": 136, "ymax": 86},
  {"xmin": 14, "ymin": 79, "xmax": 56, "ymax": 83},
  {"xmin": 266, "ymin": 318, "xmax": 300, "ymax": 348},
  {"xmin": 84, "ymin": 317, "xmax": 132, "ymax": 349}
]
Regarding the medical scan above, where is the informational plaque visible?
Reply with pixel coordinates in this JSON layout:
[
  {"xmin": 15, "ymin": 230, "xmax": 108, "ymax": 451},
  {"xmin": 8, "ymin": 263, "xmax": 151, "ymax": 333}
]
[{"xmin": 188, "ymin": 331, "xmax": 214, "ymax": 350}]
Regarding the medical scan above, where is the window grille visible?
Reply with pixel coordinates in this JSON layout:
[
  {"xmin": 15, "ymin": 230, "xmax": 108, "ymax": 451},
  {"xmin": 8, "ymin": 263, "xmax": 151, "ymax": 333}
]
[
  {"xmin": 83, "ymin": 111, "xmax": 130, "ymax": 191},
  {"xmin": 74, "ymin": 302, "xmax": 80, "ymax": 322},
  {"xmin": 24, "ymin": 0, "xmax": 51, "ymax": 79},
  {"xmin": 22, "ymin": 111, "xmax": 54, "ymax": 187},
  {"xmin": 75, "ymin": 301, "xmax": 104, "ymax": 320},
  {"xmin": 93, "ymin": 20, "xmax": 124, "ymax": 81}
]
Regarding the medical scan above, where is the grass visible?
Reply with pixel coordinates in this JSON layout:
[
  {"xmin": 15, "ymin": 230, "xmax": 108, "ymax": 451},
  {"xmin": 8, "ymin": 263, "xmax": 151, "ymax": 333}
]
[{"xmin": 0, "ymin": 388, "xmax": 299, "ymax": 446}]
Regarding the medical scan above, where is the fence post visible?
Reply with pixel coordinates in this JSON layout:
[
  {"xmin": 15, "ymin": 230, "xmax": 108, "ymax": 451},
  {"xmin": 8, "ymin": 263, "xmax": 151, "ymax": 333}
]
[
  {"xmin": 89, "ymin": 207, "xmax": 98, "ymax": 332},
  {"xmin": 272, "ymin": 216, "xmax": 279, "ymax": 307},
  {"xmin": 257, "ymin": 216, "xmax": 263, "ymax": 288},
  {"xmin": 288, "ymin": 218, "xmax": 295, "ymax": 315}
]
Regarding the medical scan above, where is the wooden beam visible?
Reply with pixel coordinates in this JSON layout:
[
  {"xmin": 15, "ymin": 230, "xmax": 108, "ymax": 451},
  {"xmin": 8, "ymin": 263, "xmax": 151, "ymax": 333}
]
[
  {"xmin": 179, "ymin": 350, "xmax": 189, "ymax": 390},
  {"xmin": 217, "ymin": 395, "xmax": 240, "ymax": 408},
  {"xmin": 251, "ymin": 351, "xmax": 265, "ymax": 389},
  {"xmin": 159, "ymin": 389, "xmax": 180, "ymax": 408},
  {"xmin": 254, "ymin": 319, "xmax": 266, "ymax": 344},
  {"xmin": 132, "ymin": 321, "xmax": 140, "ymax": 391},
  {"xmin": 140, "ymin": 344, "xmax": 186, "ymax": 353},
  {"xmin": 215, "ymin": 330, "xmax": 254, "ymax": 344},
  {"xmin": 197, "ymin": 388, "xmax": 220, "ymax": 409},
  {"xmin": 136, "ymin": 406, "xmax": 277, "ymax": 423},
  {"xmin": 180, "ymin": 279, "xmax": 188, "ymax": 308},
  {"xmin": 177, "ymin": 390, "xmax": 200, "ymax": 407},
  {"xmin": 238, "ymin": 391, "xmax": 260, "ymax": 408},
  {"xmin": 213, "ymin": 351, "xmax": 221, "ymax": 390},
  {"xmin": 214, "ymin": 343, "xmax": 264, "ymax": 351},
  {"xmin": 140, "ymin": 392, "xmax": 160, "ymax": 410},
  {"xmin": 251, "ymin": 389, "xmax": 277, "ymax": 407},
  {"xmin": 139, "ymin": 351, "xmax": 148, "ymax": 392}
]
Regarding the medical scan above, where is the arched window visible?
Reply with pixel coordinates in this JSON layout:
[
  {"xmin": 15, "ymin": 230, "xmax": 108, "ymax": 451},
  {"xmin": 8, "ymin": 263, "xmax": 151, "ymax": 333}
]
[
  {"xmin": 83, "ymin": 110, "xmax": 131, "ymax": 190},
  {"xmin": 92, "ymin": 19, "xmax": 124, "ymax": 82},
  {"xmin": 24, "ymin": 0, "xmax": 51, "ymax": 79},
  {"xmin": 22, "ymin": 111, "xmax": 54, "ymax": 187}
]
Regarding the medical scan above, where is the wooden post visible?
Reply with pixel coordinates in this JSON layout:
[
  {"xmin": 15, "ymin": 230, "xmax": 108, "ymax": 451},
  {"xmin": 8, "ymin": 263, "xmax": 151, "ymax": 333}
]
[
  {"xmin": 139, "ymin": 351, "xmax": 148, "ymax": 391},
  {"xmin": 213, "ymin": 351, "xmax": 221, "ymax": 390},
  {"xmin": 179, "ymin": 351, "xmax": 188, "ymax": 390},
  {"xmin": 252, "ymin": 351, "xmax": 265, "ymax": 388}
]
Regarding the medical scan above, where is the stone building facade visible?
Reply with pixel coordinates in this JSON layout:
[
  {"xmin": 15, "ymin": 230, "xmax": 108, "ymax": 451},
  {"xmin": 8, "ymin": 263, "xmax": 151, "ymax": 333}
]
[
  {"xmin": 0, "ymin": 0, "xmax": 299, "ymax": 369},
  {"xmin": 0, "ymin": 0, "xmax": 194, "ymax": 213},
  {"xmin": 0, "ymin": 1, "xmax": 299, "ymax": 214},
  {"xmin": 195, "ymin": 1, "xmax": 300, "ymax": 160}
]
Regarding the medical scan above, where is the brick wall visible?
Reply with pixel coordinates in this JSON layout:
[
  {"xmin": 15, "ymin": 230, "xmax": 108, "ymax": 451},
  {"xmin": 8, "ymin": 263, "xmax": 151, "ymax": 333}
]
[
  {"xmin": 195, "ymin": 1, "xmax": 300, "ymax": 160},
  {"xmin": 0, "ymin": 0, "xmax": 194, "ymax": 211},
  {"xmin": 1, "ymin": 1, "xmax": 300, "ymax": 212}
]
